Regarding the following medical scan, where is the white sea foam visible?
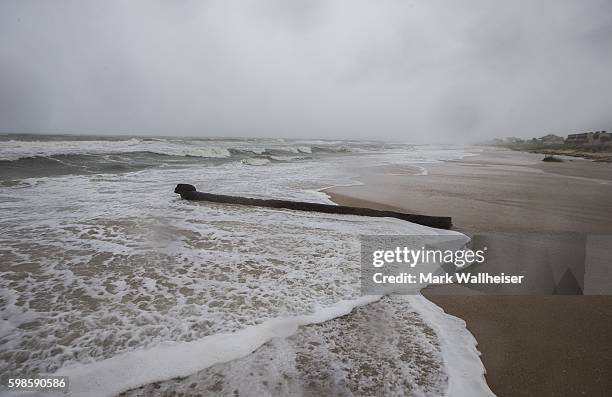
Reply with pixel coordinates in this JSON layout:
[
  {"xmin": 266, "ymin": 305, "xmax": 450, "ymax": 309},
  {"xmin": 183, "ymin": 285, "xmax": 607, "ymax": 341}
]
[
  {"xmin": 410, "ymin": 296, "xmax": 495, "ymax": 397},
  {"xmin": 240, "ymin": 157, "xmax": 271, "ymax": 166},
  {"xmin": 148, "ymin": 145, "xmax": 231, "ymax": 158},
  {"xmin": 52, "ymin": 296, "xmax": 381, "ymax": 397},
  {"xmin": 0, "ymin": 141, "xmax": 489, "ymax": 396}
]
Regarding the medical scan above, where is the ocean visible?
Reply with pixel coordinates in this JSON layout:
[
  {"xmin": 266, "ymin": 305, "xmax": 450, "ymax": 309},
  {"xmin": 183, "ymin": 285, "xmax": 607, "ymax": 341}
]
[{"xmin": 0, "ymin": 134, "xmax": 491, "ymax": 396}]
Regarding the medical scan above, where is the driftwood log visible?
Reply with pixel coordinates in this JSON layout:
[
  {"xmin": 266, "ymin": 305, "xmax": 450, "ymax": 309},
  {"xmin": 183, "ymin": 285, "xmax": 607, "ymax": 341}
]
[{"xmin": 175, "ymin": 184, "xmax": 452, "ymax": 229}]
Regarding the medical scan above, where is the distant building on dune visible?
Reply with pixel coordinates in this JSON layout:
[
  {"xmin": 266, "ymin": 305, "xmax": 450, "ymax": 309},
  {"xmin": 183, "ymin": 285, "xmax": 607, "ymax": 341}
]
[
  {"xmin": 565, "ymin": 131, "xmax": 610, "ymax": 147},
  {"xmin": 487, "ymin": 130, "xmax": 610, "ymax": 150},
  {"xmin": 538, "ymin": 134, "xmax": 565, "ymax": 145},
  {"xmin": 565, "ymin": 133, "xmax": 590, "ymax": 145},
  {"xmin": 504, "ymin": 137, "xmax": 525, "ymax": 144},
  {"xmin": 593, "ymin": 131, "xmax": 611, "ymax": 146}
]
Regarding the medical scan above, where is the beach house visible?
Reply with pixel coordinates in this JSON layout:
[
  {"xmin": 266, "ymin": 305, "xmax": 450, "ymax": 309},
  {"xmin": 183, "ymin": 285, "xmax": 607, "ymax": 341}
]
[{"xmin": 565, "ymin": 131, "xmax": 610, "ymax": 147}]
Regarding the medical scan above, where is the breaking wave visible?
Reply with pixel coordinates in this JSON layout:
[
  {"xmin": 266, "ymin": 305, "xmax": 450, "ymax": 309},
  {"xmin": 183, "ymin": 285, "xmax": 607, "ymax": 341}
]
[
  {"xmin": 0, "ymin": 136, "xmax": 369, "ymax": 180},
  {"xmin": 0, "ymin": 136, "xmax": 357, "ymax": 163}
]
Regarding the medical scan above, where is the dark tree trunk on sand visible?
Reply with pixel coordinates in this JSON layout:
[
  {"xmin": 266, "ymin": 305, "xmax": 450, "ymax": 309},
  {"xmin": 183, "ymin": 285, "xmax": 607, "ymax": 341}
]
[{"xmin": 174, "ymin": 184, "xmax": 452, "ymax": 230}]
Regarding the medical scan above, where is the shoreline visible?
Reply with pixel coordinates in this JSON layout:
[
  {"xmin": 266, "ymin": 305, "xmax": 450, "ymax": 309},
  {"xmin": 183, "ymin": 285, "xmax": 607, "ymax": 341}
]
[
  {"xmin": 325, "ymin": 147, "xmax": 612, "ymax": 396},
  {"xmin": 325, "ymin": 147, "xmax": 612, "ymax": 234}
]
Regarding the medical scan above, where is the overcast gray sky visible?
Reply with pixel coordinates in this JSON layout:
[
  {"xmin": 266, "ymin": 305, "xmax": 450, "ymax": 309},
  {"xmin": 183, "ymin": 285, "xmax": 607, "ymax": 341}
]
[{"xmin": 1, "ymin": 0, "xmax": 611, "ymax": 142}]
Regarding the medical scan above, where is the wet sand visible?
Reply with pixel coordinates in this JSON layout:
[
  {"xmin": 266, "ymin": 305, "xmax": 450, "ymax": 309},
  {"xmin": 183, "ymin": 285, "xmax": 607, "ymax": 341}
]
[
  {"xmin": 326, "ymin": 147, "xmax": 612, "ymax": 396},
  {"xmin": 327, "ymin": 148, "xmax": 612, "ymax": 234}
]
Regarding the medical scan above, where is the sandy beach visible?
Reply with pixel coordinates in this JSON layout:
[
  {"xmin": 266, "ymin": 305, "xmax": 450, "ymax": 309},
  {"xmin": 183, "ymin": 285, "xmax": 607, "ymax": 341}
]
[
  {"xmin": 326, "ymin": 147, "xmax": 612, "ymax": 396},
  {"xmin": 327, "ymin": 148, "xmax": 612, "ymax": 234}
]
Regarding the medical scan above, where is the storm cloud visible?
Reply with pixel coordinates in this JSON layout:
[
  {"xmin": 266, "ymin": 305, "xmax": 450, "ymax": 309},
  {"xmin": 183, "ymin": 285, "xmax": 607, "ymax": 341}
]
[{"xmin": 1, "ymin": 0, "xmax": 611, "ymax": 142}]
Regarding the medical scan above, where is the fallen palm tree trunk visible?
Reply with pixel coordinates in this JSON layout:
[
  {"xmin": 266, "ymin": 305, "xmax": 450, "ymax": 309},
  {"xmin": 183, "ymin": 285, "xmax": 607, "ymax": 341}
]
[{"xmin": 175, "ymin": 184, "xmax": 452, "ymax": 229}]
